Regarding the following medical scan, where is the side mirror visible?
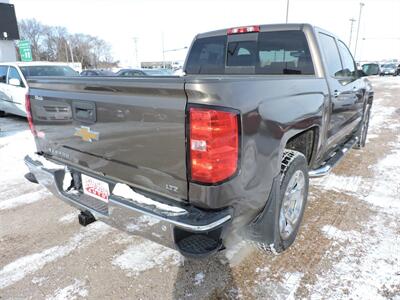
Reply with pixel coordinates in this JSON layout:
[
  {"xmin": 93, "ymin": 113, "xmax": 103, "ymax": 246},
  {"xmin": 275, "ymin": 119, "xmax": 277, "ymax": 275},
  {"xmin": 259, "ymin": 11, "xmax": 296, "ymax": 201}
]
[
  {"xmin": 357, "ymin": 70, "xmax": 368, "ymax": 77},
  {"xmin": 9, "ymin": 78, "xmax": 21, "ymax": 86}
]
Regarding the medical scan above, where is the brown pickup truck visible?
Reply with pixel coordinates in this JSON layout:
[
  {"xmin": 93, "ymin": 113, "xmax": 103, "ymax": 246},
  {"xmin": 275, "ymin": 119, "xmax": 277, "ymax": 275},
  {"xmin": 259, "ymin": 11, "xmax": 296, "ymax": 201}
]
[{"xmin": 24, "ymin": 24, "xmax": 373, "ymax": 258}]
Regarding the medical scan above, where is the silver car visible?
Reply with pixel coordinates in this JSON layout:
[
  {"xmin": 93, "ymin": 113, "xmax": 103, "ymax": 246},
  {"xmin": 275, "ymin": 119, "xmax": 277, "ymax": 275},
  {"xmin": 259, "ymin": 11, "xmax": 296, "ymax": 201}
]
[{"xmin": 380, "ymin": 63, "xmax": 397, "ymax": 76}]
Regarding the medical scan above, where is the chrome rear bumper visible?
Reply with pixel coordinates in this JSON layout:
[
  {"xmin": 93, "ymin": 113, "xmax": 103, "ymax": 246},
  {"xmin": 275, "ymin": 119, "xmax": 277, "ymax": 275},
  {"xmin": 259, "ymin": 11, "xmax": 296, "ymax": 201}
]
[{"xmin": 24, "ymin": 153, "xmax": 232, "ymax": 252}]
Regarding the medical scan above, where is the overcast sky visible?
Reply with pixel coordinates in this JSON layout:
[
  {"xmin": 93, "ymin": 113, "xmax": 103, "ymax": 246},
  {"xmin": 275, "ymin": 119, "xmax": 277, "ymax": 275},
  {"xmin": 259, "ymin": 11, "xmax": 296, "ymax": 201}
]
[{"xmin": 10, "ymin": 0, "xmax": 400, "ymax": 66}]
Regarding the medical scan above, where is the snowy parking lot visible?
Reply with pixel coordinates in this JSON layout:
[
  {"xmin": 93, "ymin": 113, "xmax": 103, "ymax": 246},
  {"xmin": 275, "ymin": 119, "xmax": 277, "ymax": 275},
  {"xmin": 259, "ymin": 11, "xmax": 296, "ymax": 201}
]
[{"xmin": 0, "ymin": 77, "xmax": 399, "ymax": 299}]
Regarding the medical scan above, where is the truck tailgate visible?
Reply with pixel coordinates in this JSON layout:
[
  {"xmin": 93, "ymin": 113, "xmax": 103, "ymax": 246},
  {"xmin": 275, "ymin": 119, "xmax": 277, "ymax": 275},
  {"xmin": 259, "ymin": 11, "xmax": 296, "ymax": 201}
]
[{"xmin": 28, "ymin": 77, "xmax": 188, "ymax": 201}]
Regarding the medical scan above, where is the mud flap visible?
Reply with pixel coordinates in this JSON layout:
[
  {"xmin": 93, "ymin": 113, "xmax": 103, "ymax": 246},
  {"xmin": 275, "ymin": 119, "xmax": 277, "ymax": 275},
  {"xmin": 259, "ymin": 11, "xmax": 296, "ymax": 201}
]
[{"xmin": 246, "ymin": 174, "xmax": 281, "ymax": 249}]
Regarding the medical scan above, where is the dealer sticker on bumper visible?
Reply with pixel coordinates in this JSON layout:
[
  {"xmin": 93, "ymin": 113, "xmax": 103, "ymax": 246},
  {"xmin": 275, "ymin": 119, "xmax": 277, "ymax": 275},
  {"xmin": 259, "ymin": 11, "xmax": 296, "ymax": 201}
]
[{"xmin": 81, "ymin": 174, "xmax": 110, "ymax": 202}]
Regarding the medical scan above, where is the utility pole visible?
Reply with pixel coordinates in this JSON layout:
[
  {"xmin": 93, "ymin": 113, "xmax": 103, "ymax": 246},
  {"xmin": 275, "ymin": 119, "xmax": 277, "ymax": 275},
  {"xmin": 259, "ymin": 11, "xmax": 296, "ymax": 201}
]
[
  {"xmin": 132, "ymin": 37, "xmax": 139, "ymax": 68},
  {"xmin": 354, "ymin": 2, "xmax": 365, "ymax": 59},
  {"xmin": 285, "ymin": 0, "xmax": 290, "ymax": 23},
  {"xmin": 348, "ymin": 18, "xmax": 356, "ymax": 48}
]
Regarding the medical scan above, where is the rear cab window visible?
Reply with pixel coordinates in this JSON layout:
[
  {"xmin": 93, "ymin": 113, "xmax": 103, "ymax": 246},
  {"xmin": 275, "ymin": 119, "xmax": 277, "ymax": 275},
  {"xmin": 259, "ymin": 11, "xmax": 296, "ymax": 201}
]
[{"xmin": 185, "ymin": 30, "xmax": 314, "ymax": 75}]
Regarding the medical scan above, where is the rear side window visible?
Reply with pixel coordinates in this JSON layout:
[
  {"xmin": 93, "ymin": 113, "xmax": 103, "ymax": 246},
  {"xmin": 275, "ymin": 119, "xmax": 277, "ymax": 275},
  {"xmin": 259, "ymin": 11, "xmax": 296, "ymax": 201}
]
[
  {"xmin": 186, "ymin": 31, "xmax": 314, "ymax": 75},
  {"xmin": 318, "ymin": 33, "xmax": 342, "ymax": 77},
  {"xmin": 0, "ymin": 66, "xmax": 8, "ymax": 83},
  {"xmin": 186, "ymin": 35, "xmax": 226, "ymax": 74}
]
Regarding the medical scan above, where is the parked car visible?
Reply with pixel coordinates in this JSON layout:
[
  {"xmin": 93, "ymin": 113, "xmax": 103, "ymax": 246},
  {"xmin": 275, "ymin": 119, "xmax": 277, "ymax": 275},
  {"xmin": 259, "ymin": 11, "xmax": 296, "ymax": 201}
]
[
  {"xmin": 24, "ymin": 24, "xmax": 373, "ymax": 258},
  {"xmin": 0, "ymin": 62, "xmax": 78, "ymax": 117},
  {"xmin": 80, "ymin": 69, "xmax": 115, "ymax": 76},
  {"xmin": 397, "ymin": 64, "xmax": 400, "ymax": 76},
  {"xmin": 362, "ymin": 63, "xmax": 380, "ymax": 76},
  {"xmin": 116, "ymin": 68, "xmax": 173, "ymax": 77},
  {"xmin": 379, "ymin": 63, "xmax": 397, "ymax": 76},
  {"xmin": 115, "ymin": 68, "xmax": 148, "ymax": 77}
]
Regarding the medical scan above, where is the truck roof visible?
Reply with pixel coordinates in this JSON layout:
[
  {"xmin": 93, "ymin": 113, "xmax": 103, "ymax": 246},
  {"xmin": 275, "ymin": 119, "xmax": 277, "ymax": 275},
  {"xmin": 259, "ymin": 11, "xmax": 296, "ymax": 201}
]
[
  {"xmin": 196, "ymin": 23, "xmax": 313, "ymax": 38},
  {"xmin": 196, "ymin": 23, "xmax": 339, "ymax": 41}
]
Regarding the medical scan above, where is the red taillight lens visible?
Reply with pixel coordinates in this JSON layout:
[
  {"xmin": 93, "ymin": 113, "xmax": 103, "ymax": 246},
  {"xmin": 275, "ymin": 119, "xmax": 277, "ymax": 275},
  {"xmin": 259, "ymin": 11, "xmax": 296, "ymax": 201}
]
[
  {"xmin": 189, "ymin": 107, "xmax": 239, "ymax": 184},
  {"xmin": 25, "ymin": 94, "xmax": 36, "ymax": 136},
  {"xmin": 227, "ymin": 25, "xmax": 260, "ymax": 35}
]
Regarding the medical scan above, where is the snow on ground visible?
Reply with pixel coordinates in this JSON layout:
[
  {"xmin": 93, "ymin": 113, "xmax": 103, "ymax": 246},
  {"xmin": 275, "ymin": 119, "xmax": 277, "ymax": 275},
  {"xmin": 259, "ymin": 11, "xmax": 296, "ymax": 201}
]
[
  {"xmin": 194, "ymin": 272, "xmax": 205, "ymax": 285},
  {"xmin": 312, "ymin": 174, "xmax": 362, "ymax": 195},
  {"xmin": 0, "ymin": 190, "xmax": 49, "ymax": 210},
  {"xmin": 0, "ymin": 223, "xmax": 110, "ymax": 289},
  {"xmin": 313, "ymin": 214, "xmax": 399, "ymax": 300},
  {"xmin": 112, "ymin": 240, "xmax": 182, "ymax": 276},
  {"xmin": 252, "ymin": 270, "xmax": 304, "ymax": 300},
  {"xmin": 309, "ymin": 80, "xmax": 400, "ymax": 299},
  {"xmin": 0, "ymin": 130, "xmax": 36, "ymax": 182},
  {"xmin": 46, "ymin": 279, "xmax": 88, "ymax": 300},
  {"xmin": 58, "ymin": 212, "xmax": 77, "ymax": 224}
]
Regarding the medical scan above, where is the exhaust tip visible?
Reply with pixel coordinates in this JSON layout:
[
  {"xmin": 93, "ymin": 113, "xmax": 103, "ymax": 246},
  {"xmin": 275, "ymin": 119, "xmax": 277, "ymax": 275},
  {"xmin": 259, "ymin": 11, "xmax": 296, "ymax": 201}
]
[{"xmin": 78, "ymin": 211, "xmax": 96, "ymax": 226}]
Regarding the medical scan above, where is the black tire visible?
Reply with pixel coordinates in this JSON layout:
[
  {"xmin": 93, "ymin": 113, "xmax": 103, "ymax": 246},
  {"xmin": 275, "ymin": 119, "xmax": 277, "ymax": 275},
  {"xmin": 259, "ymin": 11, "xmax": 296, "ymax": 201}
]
[
  {"xmin": 274, "ymin": 150, "xmax": 309, "ymax": 252},
  {"xmin": 0, "ymin": 110, "xmax": 5, "ymax": 117},
  {"xmin": 256, "ymin": 150, "xmax": 309, "ymax": 254},
  {"xmin": 355, "ymin": 104, "xmax": 371, "ymax": 149}
]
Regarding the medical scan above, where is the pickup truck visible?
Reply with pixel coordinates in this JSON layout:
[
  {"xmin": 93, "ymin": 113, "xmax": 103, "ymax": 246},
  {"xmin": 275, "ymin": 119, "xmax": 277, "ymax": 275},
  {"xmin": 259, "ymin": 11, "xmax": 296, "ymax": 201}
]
[{"xmin": 24, "ymin": 24, "xmax": 373, "ymax": 258}]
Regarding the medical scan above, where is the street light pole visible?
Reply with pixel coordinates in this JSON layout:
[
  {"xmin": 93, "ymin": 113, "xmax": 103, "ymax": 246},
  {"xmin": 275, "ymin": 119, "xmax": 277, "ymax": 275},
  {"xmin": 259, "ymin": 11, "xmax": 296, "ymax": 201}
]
[
  {"xmin": 348, "ymin": 18, "xmax": 356, "ymax": 48},
  {"xmin": 132, "ymin": 37, "xmax": 139, "ymax": 68},
  {"xmin": 354, "ymin": 2, "xmax": 365, "ymax": 59},
  {"xmin": 285, "ymin": 0, "xmax": 290, "ymax": 23},
  {"xmin": 162, "ymin": 33, "xmax": 165, "ymax": 69}
]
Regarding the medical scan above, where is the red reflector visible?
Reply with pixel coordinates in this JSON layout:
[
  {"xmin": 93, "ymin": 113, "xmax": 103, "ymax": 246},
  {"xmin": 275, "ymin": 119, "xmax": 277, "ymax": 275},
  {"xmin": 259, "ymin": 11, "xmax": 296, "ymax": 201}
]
[
  {"xmin": 25, "ymin": 94, "xmax": 36, "ymax": 136},
  {"xmin": 189, "ymin": 107, "xmax": 239, "ymax": 184},
  {"xmin": 227, "ymin": 25, "xmax": 260, "ymax": 35}
]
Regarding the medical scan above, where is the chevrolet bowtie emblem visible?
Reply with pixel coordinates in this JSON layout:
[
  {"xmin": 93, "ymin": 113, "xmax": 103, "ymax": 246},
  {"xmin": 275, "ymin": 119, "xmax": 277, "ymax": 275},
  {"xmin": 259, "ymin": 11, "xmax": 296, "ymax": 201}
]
[{"xmin": 74, "ymin": 126, "xmax": 99, "ymax": 142}]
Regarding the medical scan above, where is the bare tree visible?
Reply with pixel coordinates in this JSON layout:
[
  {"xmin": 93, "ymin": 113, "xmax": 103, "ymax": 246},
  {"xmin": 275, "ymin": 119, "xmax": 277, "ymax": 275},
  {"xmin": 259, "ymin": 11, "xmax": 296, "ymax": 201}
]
[{"xmin": 18, "ymin": 18, "xmax": 117, "ymax": 68}]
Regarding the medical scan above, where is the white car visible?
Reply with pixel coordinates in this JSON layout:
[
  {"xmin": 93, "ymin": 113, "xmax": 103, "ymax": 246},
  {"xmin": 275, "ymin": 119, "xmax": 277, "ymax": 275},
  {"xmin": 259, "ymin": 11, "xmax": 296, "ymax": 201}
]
[{"xmin": 0, "ymin": 62, "xmax": 78, "ymax": 117}]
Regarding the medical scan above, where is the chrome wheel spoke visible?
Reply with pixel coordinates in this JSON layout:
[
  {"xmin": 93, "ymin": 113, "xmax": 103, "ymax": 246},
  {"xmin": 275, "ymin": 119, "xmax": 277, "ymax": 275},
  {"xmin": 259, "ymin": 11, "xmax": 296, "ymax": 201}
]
[{"xmin": 279, "ymin": 170, "xmax": 305, "ymax": 239}]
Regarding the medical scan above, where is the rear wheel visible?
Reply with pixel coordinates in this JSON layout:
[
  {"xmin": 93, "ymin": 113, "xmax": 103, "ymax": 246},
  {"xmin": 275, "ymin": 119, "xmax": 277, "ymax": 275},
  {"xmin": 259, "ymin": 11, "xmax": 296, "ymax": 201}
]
[
  {"xmin": 0, "ymin": 110, "xmax": 5, "ymax": 117},
  {"xmin": 258, "ymin": 150, "xmax": 309, "ymax": 254}
]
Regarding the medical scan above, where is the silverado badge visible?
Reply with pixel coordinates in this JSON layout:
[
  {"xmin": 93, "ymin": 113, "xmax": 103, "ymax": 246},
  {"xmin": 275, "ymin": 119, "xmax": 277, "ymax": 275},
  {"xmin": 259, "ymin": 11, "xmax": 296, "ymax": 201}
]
[{"xmin": 74, "ymin": 126, "xmax": 99, "ymax": 142}]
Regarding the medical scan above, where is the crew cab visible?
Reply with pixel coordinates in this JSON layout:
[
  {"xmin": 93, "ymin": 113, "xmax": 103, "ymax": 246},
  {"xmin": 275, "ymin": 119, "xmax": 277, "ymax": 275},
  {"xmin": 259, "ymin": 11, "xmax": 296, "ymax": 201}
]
[
  {"xmin": 0, "ymin": 62, "xmax": 78, "ymax": 117},
  {"xmin": 24, "ymin": 24, "xmax": 373, "ymax": 258}
]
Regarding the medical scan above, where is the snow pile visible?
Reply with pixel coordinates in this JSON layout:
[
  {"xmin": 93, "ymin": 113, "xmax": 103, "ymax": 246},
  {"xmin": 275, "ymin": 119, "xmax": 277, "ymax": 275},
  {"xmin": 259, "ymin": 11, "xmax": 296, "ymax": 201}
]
[
  {"xmin": 0, "ymin": 223, "xmax": 110, "ymax": 289},
  {"xmin": 113, "ymin": 183, "xmax": 186, "ymax": 214},
  {"xmin": 46, "ymin": 279, "xmax": 88, "ymax": 300},
  {"xmin": 112, "ymin": 240, "xmax": 182, "ymax": 276}
]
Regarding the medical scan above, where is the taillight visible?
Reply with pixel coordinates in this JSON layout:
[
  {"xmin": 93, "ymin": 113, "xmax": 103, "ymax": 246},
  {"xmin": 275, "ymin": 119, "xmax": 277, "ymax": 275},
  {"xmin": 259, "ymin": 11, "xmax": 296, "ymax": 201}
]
[
  {"xmin": 189, "ymin": 107, "xmax": 239, "ymax": 184},
  {"xmin": 25, "ymin": 94, "xmax": 36, "ymax": 136},
  {"xmin": 227, "ymin": 25, "xmax": 260, "ymax": 35}
]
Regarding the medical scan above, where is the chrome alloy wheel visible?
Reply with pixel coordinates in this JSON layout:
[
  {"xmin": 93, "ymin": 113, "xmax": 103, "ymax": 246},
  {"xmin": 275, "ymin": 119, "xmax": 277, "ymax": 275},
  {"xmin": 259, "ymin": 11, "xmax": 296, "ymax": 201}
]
[{"xmin": 279, "ymin": 170, "xmax": 306, "ymax": 239}]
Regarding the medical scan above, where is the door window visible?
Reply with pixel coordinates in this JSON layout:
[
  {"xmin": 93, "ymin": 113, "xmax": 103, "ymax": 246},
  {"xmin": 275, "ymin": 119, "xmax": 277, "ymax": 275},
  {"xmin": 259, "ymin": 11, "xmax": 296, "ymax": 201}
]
[
  {"xmin": 337, "ymin": 41, "xmax": 357, "ymax": 78},
  {"xmin": 318, "ymin": 33, "xmax": 343, "ymax": 78},
  {"xmin": 0, "ymin": 66, "xmax": 8, "ymax": 83}
]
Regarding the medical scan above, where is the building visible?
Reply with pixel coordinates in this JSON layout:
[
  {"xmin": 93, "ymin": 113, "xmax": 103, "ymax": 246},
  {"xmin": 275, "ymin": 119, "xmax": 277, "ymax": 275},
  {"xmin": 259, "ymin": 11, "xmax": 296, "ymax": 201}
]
[{"xmin": 0, "ymin": 0, "xmax": 18, "ymax": 62}]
